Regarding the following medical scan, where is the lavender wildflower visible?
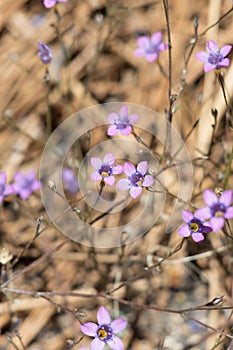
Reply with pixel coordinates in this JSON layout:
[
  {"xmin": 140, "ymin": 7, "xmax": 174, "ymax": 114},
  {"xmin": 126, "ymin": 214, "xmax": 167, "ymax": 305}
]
[
  {"xmin": 43, "ymin": 0, "xmax": 68, "ymax": 9},
  {"xmin": 62, "ymin": 168, "xmax": 79, "ymax": 194},
  {"xmin": 178, "ymin": 210, "xmax": 212, "ymax": 242},
  {"xmin": 90, "ymin": 153, "xmax": 122, "ymax": 186},
  {"xmin": 0, "ymin": 172, "xmax": 14, "ymax": 204},
  {"xmin": 13, "ymin": 170, "xmax": 41, "ymax": 200},
  {"xmin": 134, "ymin": 31, "xmax": 168, "ymax": 63},
  {"xmin": 107, "ymin": 106, "xmax": 138, "ymax": 137},
  {"xmin": 38, "ymin": 42, "xmax": 52, "ymax": 65}
]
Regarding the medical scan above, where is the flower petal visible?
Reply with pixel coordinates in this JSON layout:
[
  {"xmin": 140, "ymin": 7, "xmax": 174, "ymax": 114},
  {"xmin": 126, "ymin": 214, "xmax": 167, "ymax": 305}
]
[
  {"xmin": 220, "ymin": 45, "xmax": 232, "ymax": 57},
  {"xmin": 158, "ymin": 42, "xmax": 168, "ymax": 51},
  {"xmin": 219, "ymin": 58, "xmax": 230, "ymax": 67},
  {"xmin": 130, "ymin": 186, "xmax": 142, "ymax": 198},
  {"xmin": 103, "ymin": 153, "xmax": 115, "ymax": 165},
  {"xmin": 120, "ymin": 126, "xmax": 132, "ymax": 136},
  {"xmin": 137, "ymin": 161, "xmax": 148, "ymax": 175},
  {"xmin": 178, "ymin": 224, "xmax": 190, "ymax": 237},
  {"xmin": 129, "ymin": 114, "xmax": 139, "ymax": 124},
  {"xmin": 142, "ymin": 175, "xmax": 154, "ymax": 187},
  {"xmin": 80, "ymin": 322, "xmax": 98, "ymax": 337},
  {"xmin": 91, "ymin": 157, "xmax": 102, "ymax": 170},
  {"xmin": 195, "ymin": 207, "xmax": 211, "ymax": 220},
  {"xmin": 112, "ymin": 165, "xmax": 123, "ymax": 175},
  {"xmin": 111, "ymin": 318, "xmax": 127, "ymax": 333},
  {"xmin": 203, "ymin": 189, "xmax": 218, "ymax": 206},
  {"xmin": 104, "ymin": 176, "xmax": 115, "ymax": 186},
  {"xmin": 97, "ymin": 306, "xmax": 111, "ymax": 325},
  {"xmin": 108, "ymin": 125, "xmax": 118, "ymax": 136},
  {"xmin": 117, "ymin": 179, "xmax": 130, "ymax": 191},
  {"xmin": 0, "ymin": 172, "xmax": 6, "ymax": 185},
  {"xmin": 151, "ymin": 32, "xmax": 162, "ymax": 45},
  {"xmin": 192, "ymin": 232, "xmax": 205, "ymax": 243},
  {"xmin": 202, "ymin": 224, "xmax": 213, "ymax": 233},
  {"xmin": 210, "ymin": 217, "xmax": 225, "ymax": 232},
  {"xmin": 90, "ymin": 338, "xmax": 105, "ymax": 350},
  {"xmin": 145, "ymin": 53, "xmax": 158, "ymax": 62},
  {"xmin": 204, "ymin": 62, "xmax": 215, "ymax": 72},
  {"xmin": 123, "ymin": 162, "xmax": 136, "ymax": 176},
  {"xmin": 120, "ymin": 105, "xmax": 128, "ymax": 118},
  {"xmin": 107, "ymin": 335, "xmax": 124, "ymax": 350},
  {"xmin": 137, "ymin": 36, "xmax": 150, "ymax": 48},
  {"xmin": 181, "ymin": 210, "xmax": 193, "ymax": 223},
  {"xmin": 225, "ymin": 206, "xmax": 233, "ymax": 219},
  {"xmin": 195, "ymin": 51, "xmax": 209, "ymax": 62},
  {"xmin": 43, "ymin": 0, "xmax": 57, "ymax": 8},
  {"xmin": 108, "ymin": 112, "xmax": 118, "ymax": 124},
  {"xmin": 90, "ymin": 171, "xmax": 102, "ymax": 182},
  {"xmin": 219, "ymin": 190, "xmax": 232, "ymax": 206},
  {"xmin": 207, "ymin": 40, "xmax": 218, "ymax": 52}
]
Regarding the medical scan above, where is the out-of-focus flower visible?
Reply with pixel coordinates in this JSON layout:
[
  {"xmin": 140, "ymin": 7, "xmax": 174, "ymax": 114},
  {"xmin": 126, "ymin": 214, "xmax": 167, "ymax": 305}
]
[
  {"xmin": 195, "ymin": 189, "xmax": 233, "ymax": 232},
  {"xmin": 91, "ymin": 153, "xmax": 122, "ymax": 186},
  {"xmin": 195, "ymin": 40, "xmax": 232, "ymax": 72},
  {"xmin": 80, "ymin": 306, "xmax": 127, "ymax": 350},
  {"xmin": 0, "ymin": 172, "xmax": 14, "ymax": 204},
  {"xmin": 117, "ymin": 161, "xmax": 154, "ymax": 199},
  {"xmin": 134, "ymin": 31, "xmax": 168, "ymax": 63},
  {"xmin": 178, "ymin": 210, "xmax": 212, "ymax": 242},
  {"xmin": 0, "ymin": 247, "xmax": 13, "ymax": 265},
  {"xmin": 13, "ymin": 170, "xmax": 41, "ymax": 200},
  {"xmin": 43, "ymin": 0, "xmax": 68, "ymax": 9},
  {"xmin": 62, "ymin": 168, "xmax": 79, "ymax": 194},
  {"xmin": 107, "ymin": 105, "xmax": 138, "ymax": 137},
  {"xmin": 38, "ymin": 42, "xmax": 52, "ymax": 65}
]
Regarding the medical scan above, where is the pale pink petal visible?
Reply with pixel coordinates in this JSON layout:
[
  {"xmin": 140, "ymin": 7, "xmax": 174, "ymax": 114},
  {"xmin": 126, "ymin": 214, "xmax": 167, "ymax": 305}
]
[
  {"xmin": 181, "ymin": 210, "xmax": 193, "ymax": 223},
  {"xmin": 195, "ymin": 51, "xmax": 209, "ymax": 62},
  {"xmin": 90, "ymin": 338, "xmax": 105, "ymax": 350},
  {"xmin": 142, "ymin": 175, "xmax": 154, "ymax": 187},
  {"xmin": 145, "ymin": 53, "xmax": 158, "ymax": 62},
  {"xmin": 219, "ymin": 58, "xmax": 230, "ymax": 67},
  {"xmin": 43, "ymin": 0, "xmax": 57, "ymax": 8},
  {"xmin": 134, "ymin": 48, "xmax": 145, "ymax": 57},
  {"xmin": 203, "ymin": 189, "xmax": 218, "ymax": 206},
  {"xmin": 111, "ymin": 318, "xmax": 127, "ymax": 333},
  {"xmin": 130, "ymin": 186, "xmax": 142, "ymax": 198},
  {"xmin": 18, "ymin": 189, "xmax": 31, "ymax": 200},
  {"xmin": 90, "ymin": 171, "xmax": 102, "ymax": 182},
  {"xmin": 120, "ymin": 105, "xmax": 128, "ymax": 117},
  {"xmin": 210, "ymin": 217, "xmax": 225, "ymax": 232},
  {"xmin": 137, "ymin": 161, "xmax": 148, "ymax": 175},
  {"xmin": 91, "ymin": 157, "xmax": 102, "ymax": 170},
  {"xmin": 4, "ymin": 185, "xmax": 15, "ymax": 196},
  {"xmin": 219, "ymin": 190, "xmax": 232, "ymax": 206},
  {"xmin": 0, "ymin": 172, "xmax": 6, "ymax": 185},
  {"xmin": 107, "ymin": 125, "xmax": 118, "ymax": 136},
  {"xmin": 207, "ymin": 40, "xmax": 218, "ymax": 52},
  {"xmin": 97, "ymin": 306, "xmax": 111, "ymax": 325},
  {"xmin": 137, "ymin": 36, "xmax": 150, "ymax": 48},
  {"xmin": 104, "ymin": 176, "xmax": 115, "ymax": 186},
  {"xmin": 129, "ymin": 114, "xmax": 139, "ymax": 123},
  {"xmin": 103, "ymin": 153, "xmax": 115, "ymax": 165},
  {"xmin": 192, "ymin": 232, "xmax": 205, "ymax": 242},
  {"xmin": 204, "ymin": 62, "xmax": 215, "ymax": 72},
  {"xmin": 225, "ymin": 207, "xmax": 233, "ymax": 219},
  {"xmin": 158, "ymin": 42, "xmax": 168, "ymax": 51},
  {"xmin": 117, "ymin": 179, "xmax": 130, "ymax": 191},
  {"xmin": 112, "ymin": 165, "xmax": 123, "ymax": 175},
  {"xmin": 120, "ymin": 126, "xmax": 132, "ymax": 136},
  {"xmin": 80, "ymin": 322, "xmax": 98, "ymax": 336},
  {"xmin": 107, "ymin": 335, "xmax": 124, "ymax": 350},
  {"xmin": 178, "ymin": 224, "xmax": 190, "ymax": 237},
  {"xmin": 123, "ymin": 162, "xmax": 136, "ymax": 176},
  {"xmin": 31, "ymin": 180, "xmax": 41, "ymax": 192},
  {"xmin": 151, "ymin": 32, "xmax": 162, "ymax": 45},
  {"xmin": 108, "ymin": 112, "xmax": 118, "ymax": 124},
  {"xmin": 220, "ymin": 45, "xmax": 232, "ymax": 57},
  {"xmin": 195, "ymin": 207, "xmax": 211, "ymax": 220}
]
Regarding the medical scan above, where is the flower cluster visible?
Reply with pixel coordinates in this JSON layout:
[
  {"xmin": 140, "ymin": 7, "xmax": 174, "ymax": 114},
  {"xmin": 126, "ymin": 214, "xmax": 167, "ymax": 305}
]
[
  {"xmin": 0, "ymin": 170, "xmax": 41, "ymax": 204},
  {"xmin": 178, "ymin": 189, "xmax": 233, "ymax": 242},
  {"xmin": 80, "ymin": 306, "xmax": 127, "ymax": 350},
  {"xmin": 90, "ymin": 154, "xmax": 154, "ymax": 199}
]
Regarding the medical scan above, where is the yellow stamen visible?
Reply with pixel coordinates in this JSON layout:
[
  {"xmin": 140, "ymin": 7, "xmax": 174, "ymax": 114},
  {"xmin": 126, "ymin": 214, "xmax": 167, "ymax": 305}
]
[
  {"xmin": 98, "ymin": 329, "xmax": 107, "ymax": 340},
  {"xmin": 190, "ymin": 223, "xmax": 199, "ymax": 232},
  {"xmin": 215, "ymin": 211, "xmax": 224, "ymax": 218},
  {"xmin": 101, "ymin": 172, "xmax": 109, "ymax": 178}
]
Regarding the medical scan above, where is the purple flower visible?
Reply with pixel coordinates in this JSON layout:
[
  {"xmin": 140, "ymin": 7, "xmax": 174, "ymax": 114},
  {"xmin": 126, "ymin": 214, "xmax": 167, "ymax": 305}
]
[
  {"xmin": 43, "ymin": 0, "xmax": 68, "ymax": 9},
  {"xmin": 62, "ymin": 168, "xmax": 79, "ymax": 194},
  {"xmin": 178, "ymin": 210, "xmax": 212, "ymax": 242},
  {"xmin": 90, "ymin": 153, "xmax": 122, "ymax": 186},
  {"xmin": 0, "ymin": 172, "xmax": 15, "ymax": 204},
  {"xmin": 134, "ymin": 31, "xmax": 168, "ymax": 63},
  {"xmin": 38, "ymin": 42, "xmax": 52, "ymax": 65},
  {"xmin": 195, "ymin": 189, "xmax": 233, "ymax": 232},
  {"xmin": 195, "ymin": 40, "xmax": 232, "ymax": 72},
  {"xmin": 13, "ymin": 170, "xmax": 41, "ymax": 200},
  {"xmin": 80, "ymin": 306, "xmax": 127, "ymax": 350},
  {"xmin": 117, "ymin": 161, "xmax": 154, "ymax": 199},
  {"xmin": 107, "ymin": 106, "xmax": 138, "ymax": 137}
]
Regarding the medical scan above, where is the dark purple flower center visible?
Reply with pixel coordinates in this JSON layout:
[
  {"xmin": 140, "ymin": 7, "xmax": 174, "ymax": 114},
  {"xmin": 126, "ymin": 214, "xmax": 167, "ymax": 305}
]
[
  {"xmin": 99, "ymin": 164, "xmax": 112, "ymax": 178},
  {"xmin": 0, "ymin": 184, "xmax": 5, "ymax": 195},
  {"xmin": 97, "ymin": 324, "xmax": 113, "ymax": 341},
  {"xmin": 145, "ymin": 42, "xmax": 159, "ymax": 54},
  {"xmin": 211, "ymin": 202, "xmax": 226, "ymax": 218},
  {"xmin": 116, "ymin": 116, "xmax": 130, "ymax": 130},
  {"xmin": 189, "ymin": 218, "xmax": 203, "ymax": 233},
  {"xmin": 208, "ymin": 52, "xmax": 223, "ymax": 66},
  {"xmin": 130, "ymin": 172, "xmax": 144, "ymax": 187}
]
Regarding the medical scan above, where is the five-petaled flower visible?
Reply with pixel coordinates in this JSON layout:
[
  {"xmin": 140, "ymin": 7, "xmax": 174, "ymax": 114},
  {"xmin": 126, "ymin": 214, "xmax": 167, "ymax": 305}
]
[
  {"xmin": 43, "ymin": 0, "xmax": 68, "ymax": 9},
  {"xmin": 195, "ymin": 40, "xmax": 232, "ymax": 72},
  {"xmin": 107, "ymin": 105, "xmax": 138, "ymax": 137},
  {"xmin": 117, "ymin": 161, "xmax": 154, "ymax": 199},
  {"xmin": 62, "ymin": 168, "xmax": 79, "ymax": 194},
  {"xmin": 178, "ymin": 210, "xmax": 212, "ymax": 242},
  {"xmin": 80, "ymin": 306, "xmax": 127, "ymax": 350},
  {"xmin": 38, "ymin": 42, "xmax": 53, "ymax": 65},
  {"xmin": 90, "ymin": 153, "xmax": 122, "ymax": 186},
  {"xmin": 134, "ymin": 31, "xmax": 168, "ymax": 63},
  {"xmin": 0, "ymin": 172, "xmax": 14, "ymax": 204},
  {"xmin": 13, "ymin": 170, "xmax": 41, "ymax": 200},
  {"xmin": 195, "ymin": 189, "xmax": 233, "ymax": 232}
]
